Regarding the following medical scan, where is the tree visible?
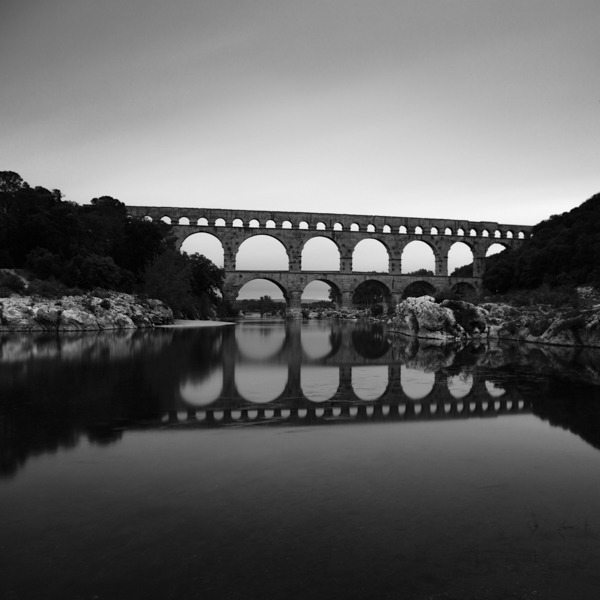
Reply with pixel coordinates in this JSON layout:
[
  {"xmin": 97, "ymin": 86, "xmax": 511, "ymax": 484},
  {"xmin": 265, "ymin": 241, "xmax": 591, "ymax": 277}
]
[
  {"xmin": 353, "ymin": 281, "xmax": 385, "ymax": 307},
  {"xmin": 143, "ymin": 250, "xmax": 194, "ymax": 316},
  {"xmin": 187, "ymin": 253, "xmax": 225, "ymax": 302},
  {"xmin": 0, "ymin": 171, "xmax": 28, "ymax": 193}
]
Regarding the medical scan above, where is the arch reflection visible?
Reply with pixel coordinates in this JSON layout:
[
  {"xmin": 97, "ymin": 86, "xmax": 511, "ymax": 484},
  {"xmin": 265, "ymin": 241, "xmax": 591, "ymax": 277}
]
[
  {"xmin": 447, "ymin": 373, "xmax": 473, "ymax": 399},
  {"xmin": 235, "ymin": 366, "xmax": 287, "ymax": 403},
  {"xmin": 236, "ymin": 325, "xmax": 286, "ymax": 360},
  {"xmin": 179, "ymin": 368, "xmax": 223, "ymax": 407},
  {"xmin": 485, "ymin": 380, "xmax": 506, "ymax": 397},
  {"xmin": 401, "ymin": 367, "xmax": 435, "ymax": 400},
  {"xmin": 301, "ymin": 367, "xmax": 339, "ymax": 402},
  {"xmin": 352, "ymin": 366, "xmax": 388, "ymax": 401}
]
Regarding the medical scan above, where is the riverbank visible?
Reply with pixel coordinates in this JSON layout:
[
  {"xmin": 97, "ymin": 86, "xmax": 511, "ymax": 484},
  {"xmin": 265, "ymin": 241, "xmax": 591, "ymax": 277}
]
[
  {"xmin": 388, "ymin": 295, "xmax": 600, "ymax": 348},
  {"xmin": 0, "ymin": 292, "xmax": 174, "ymax": 332}
]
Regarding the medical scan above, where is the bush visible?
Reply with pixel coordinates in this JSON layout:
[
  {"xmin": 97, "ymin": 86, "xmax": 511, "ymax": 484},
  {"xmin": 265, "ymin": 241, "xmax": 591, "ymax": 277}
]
[
  {"xmin": 434, "ymin": 288, "xmax": 460, "ymax": 303},
  {"xmin": 64, "ymin": 254, "xmax": 129, "ymax": 290},
  {"xmin": 26, "ymin": 278, "xmax": 69, "ymax": 298},
  {"xmin": 24, "ymin": 248, "xmax": 64, "ymax": 280},
  {"xmin": 370, "ymin": 303, "xmax": 384, "ymax": 317},
  {"xmin": 0, "ymin": 272, "xmax": 25, "ymax": 294}
]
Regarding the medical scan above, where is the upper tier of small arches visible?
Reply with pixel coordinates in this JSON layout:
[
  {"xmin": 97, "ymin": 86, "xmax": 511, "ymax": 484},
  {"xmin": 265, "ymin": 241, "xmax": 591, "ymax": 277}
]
[{"xmin": 129, "ymin": 207, "xmax": 531, "ymax": 240}]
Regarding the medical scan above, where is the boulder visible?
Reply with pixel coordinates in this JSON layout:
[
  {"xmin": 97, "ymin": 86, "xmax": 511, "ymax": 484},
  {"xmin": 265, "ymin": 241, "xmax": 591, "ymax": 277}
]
[
  {"xmin": 391, "ymin": 296, "xmax": 464, "ymax": 340},
  {"xmin": 58, "ymin": 309, "xmax": 99, "ymax": 331}
]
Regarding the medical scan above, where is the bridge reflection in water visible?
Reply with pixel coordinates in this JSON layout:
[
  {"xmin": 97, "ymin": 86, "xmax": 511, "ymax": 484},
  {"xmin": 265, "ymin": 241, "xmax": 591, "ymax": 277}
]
[{"xmin": 164, "ymin": 320, "xmax": 530, "ymax": 428}]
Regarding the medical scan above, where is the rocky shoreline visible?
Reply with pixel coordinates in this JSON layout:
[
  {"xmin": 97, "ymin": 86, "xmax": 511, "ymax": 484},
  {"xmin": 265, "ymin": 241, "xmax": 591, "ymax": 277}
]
[
  {"xmin": 3, "ymin": 290, "xmax": 600, "ymax": 349},
  {"xmin": 388, "ymin": 295, "xmax": 600, "ymax": 348},
  {"xmin": 0, "ymin": 292, "xmax": 173, "ymax": 332}
]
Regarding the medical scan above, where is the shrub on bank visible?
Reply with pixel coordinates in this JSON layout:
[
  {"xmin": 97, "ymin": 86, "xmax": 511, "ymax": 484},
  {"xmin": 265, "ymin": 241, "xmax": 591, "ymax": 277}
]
[{"xmin": 0, "ymin": 271, "xmax": 26, "ymax": 294}]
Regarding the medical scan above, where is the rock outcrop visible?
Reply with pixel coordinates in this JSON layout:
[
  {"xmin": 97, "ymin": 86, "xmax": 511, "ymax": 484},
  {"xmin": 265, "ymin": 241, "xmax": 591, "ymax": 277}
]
[
  {"xmin": 390, "ymin": 296, "xmax": 479, "ymax": 340},
  {"xmin": 0, "ymin": 292, "xmax": 173, "ymax": 332},
  {"xmin": 389, "ymin": 296, "xmax": 600, "ymax": 348}
]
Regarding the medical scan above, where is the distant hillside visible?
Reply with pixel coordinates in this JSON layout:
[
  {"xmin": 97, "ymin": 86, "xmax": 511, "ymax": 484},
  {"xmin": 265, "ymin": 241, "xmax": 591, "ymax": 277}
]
[{"xmin": 482, "ymin": 192, "xmax": 600, "ymax": 293}]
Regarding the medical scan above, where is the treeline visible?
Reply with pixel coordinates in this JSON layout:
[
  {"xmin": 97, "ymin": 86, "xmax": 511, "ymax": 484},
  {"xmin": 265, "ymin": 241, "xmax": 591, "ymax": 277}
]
[
  {"xmin": 0, "ymin": 171, "xmax": 231, "ymax": 318},
  {"xmin": 483, "ymin": 192, "xmax": 600, "ymax": 293}
]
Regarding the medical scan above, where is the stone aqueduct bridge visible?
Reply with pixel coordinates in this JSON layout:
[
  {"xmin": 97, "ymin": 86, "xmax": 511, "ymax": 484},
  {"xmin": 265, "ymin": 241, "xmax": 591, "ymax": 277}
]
[{"xmin": 128, "ymin": 206, "xmax": 532, "ymax": 310}]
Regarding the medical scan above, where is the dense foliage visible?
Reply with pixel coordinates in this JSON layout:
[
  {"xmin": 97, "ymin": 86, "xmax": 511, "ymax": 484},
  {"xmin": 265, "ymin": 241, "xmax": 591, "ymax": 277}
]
[
  {"xmin": 0, "ymin": 171, "xmax": 230, "ymax": 318},
  {"xmin": 483, "ymin": 192, "xmax": 600, "ymax": 293}
]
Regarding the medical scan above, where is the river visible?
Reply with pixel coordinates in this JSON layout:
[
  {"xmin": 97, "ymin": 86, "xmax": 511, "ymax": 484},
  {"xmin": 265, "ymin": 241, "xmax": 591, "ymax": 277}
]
[{"xmin": 1, "ymin": 321, "xmax": 600, "ymax": 599}]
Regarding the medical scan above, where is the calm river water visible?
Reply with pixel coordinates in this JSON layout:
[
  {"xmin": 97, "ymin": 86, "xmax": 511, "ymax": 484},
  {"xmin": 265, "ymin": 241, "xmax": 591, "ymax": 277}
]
[{"xmin": 2, "ymin": 320, "xmax": 600, "ymax": 599}]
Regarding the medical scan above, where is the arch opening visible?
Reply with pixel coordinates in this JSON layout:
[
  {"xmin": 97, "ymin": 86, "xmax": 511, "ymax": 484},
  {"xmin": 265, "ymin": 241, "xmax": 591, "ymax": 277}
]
[
  {"xmin": 352, "ymin": 280, "xmax": 392, "ymax": 309},
  {"xmin": 352, "ymin": 239, "xmax": 389, "ymax": 272},
  {"xmin": 180, "ymin": 232, "xmax": 224, "ymax": 267},
  {"xmin": 402, "ymin": 281, "xmax": 436, "ymax": 299},
  {"xmin": 485, "ymin": 243, "xmax": 507, "ymax": 258},
  {"xmin": 302, "ymin": 280, "xmax": 340, "ymax": 308},
  {"xmin": 401, "ymin": 241, "xmax": 435, "ymax": 275},
  {"xmin": 448, "ymin": 242, "xmax": 474, "ymax": 276},
  {"xmin": 235, "ymin": 279, "xmax": 287, "ymax": 314},
  {"xmin": 302, "ymin": 237, "xmax": 340, "ymax": 271},
  {"xmin": 236, "ymin": 236, "xmax": 289, "ymax": 270},
  {"xmin": 451, "ymin": 282, "xmax": 477, "ymax": 297}
]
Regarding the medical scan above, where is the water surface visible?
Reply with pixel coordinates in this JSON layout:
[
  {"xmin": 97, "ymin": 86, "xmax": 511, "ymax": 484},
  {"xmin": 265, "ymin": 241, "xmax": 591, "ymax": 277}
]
[{"xmin": 2, "ymin": 321, "xmax": 600, "ymax": 599}]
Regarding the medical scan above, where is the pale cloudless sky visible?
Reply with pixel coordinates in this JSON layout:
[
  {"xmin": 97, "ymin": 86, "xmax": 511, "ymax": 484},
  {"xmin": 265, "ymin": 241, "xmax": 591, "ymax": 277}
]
[{"xmin": 2, "ymin": 0, "xmax": 600, "ymax": 297}]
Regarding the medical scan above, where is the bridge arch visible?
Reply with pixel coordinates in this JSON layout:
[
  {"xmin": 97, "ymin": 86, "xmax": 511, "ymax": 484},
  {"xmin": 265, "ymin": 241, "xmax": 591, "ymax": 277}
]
[
  {"xmin": 451, "ymin": 281, "xmax": 477, "ymax": 297},
  {"xmin": 402, "ymin": 280, "xmax": 437, "ymax": 299},
  {"xmin": 236, "ymin": 235, "xmax": 289, "ymax": 270},
  {"xmin": 180, "ymin": 231, "xmax": 224, "ymax": 266},
  {"xmin": 353, "ymin": 279, "xmax": 392, "ymax": 308},
  {"xmin": 401, "ymin": 240, "xmax": 436, "ymax": 274},
  {"xmin": 302, "ymin": 277, "xmax": 342, "ymax": 307},
  {"xmin": 301, "ymin": 236, "xmax": 340, "ymax": 271},
  {"xmin": 232, "ymin": 277, "xmax": 290, "ymax": 309},
  {"xmin": 447, "ymin": 241, "xmax": 474, "ymax": 276},
  {"xmin": 352, "ymin": 239, "xmax": 390, "ymax": 272},
  {"xmin": 485, "ymin": 241, "xmax": 509, "ymax": 257}
]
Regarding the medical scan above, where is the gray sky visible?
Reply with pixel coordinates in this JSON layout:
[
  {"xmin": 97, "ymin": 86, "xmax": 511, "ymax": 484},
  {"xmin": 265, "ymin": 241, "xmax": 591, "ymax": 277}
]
[{"xmin": 3, "ymin": 1, "xmax": 599, "ymax": 297}]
